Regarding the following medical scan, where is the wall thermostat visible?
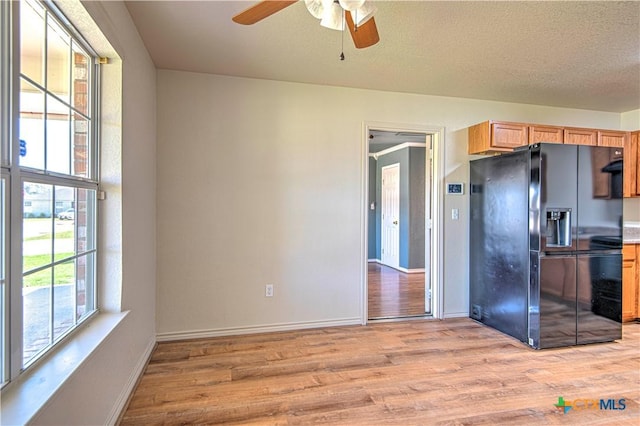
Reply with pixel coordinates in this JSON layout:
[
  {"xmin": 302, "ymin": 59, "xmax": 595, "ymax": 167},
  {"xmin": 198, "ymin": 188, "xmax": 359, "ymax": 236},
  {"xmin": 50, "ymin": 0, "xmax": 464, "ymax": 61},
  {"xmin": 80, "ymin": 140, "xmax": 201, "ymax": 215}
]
[{"xmin": 447, "ymin": 183, "xmax": 464, "ymax": 195}]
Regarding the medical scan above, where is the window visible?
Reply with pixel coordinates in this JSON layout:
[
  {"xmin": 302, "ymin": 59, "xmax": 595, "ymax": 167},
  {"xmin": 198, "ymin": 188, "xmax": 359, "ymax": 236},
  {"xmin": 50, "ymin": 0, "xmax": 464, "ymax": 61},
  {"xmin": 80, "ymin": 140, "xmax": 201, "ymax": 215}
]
[
  {"xmin": 1, "ymin": 0, "xmax": 99, "ymax": 384},
  {"xmin": 1, "ymin": 0, "xmax": 10, "ymax": 387},
  {"xmin": 0, "ymin": 175, "xmax": 6, "ymax": 386}
]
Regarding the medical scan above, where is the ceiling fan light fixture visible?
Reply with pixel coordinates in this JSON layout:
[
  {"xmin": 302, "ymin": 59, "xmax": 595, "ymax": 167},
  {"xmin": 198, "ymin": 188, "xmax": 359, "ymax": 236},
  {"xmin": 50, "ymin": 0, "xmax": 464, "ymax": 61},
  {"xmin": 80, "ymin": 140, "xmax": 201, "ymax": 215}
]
[
  {"xmin": 320, "ymin": 0, "xmax": 345, "ymax": 31},
  {"xmin": 338, "ymin": 0, "xmax": 365, "ymax": 11},
  {"xmin": 304, "ymin": 0, "xmax": 324, "ymax": 19},
  {"xmin": 353, "ymin": 2, "xmax": 377, "ymax": 26}
]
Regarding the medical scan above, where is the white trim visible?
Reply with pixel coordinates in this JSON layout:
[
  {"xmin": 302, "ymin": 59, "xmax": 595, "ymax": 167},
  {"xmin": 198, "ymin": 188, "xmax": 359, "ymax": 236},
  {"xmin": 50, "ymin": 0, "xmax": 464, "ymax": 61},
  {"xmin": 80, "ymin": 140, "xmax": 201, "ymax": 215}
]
[
  {"xmin": 369, "ymin": 142, "xmax": 427, "ymax": 160},
  {"xmin": 156, "ymin": 317, "xmax": 362, "ymax": 342},
  {"xmin": 396, "ymin": 267, "xmax": 426, "ymax": 274},
  {"xmin": 444, "ymin": 312, "xmax": 469, "ymax": 319},
  {"xmin": 361, "ymin": 121, "xmax": 445, "ymax": 323},
  {"xmin": 106, "ymin": 336, "xmax": 156, "ymax": 425},
  {"xmin": 432, "ymin": 128, "xmax": 445, "ymax": 320},
  {"xmin": 368, "ymin": 259, "xmax": 424, "ymax": 274},
  {"xmin": 0, "ymin": 312, "xmax": 128, "ymax": 425}
]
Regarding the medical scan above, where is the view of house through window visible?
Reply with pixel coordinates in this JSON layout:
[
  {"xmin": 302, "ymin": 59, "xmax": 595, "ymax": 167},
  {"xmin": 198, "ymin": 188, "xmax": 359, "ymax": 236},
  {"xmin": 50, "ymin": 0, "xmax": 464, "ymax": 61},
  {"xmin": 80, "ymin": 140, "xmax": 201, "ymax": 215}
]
[{"xmin": 0, "ymin": 0, "xmax": 99, "ymax": 380}]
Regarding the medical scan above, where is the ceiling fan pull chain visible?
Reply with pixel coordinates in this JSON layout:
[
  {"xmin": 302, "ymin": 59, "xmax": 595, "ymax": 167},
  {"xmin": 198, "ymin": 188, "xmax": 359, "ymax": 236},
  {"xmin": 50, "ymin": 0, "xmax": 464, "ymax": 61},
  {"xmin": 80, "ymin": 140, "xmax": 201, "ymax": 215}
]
[{"xmin": 340, "ymin": 8, "xmax": 345, "ymax": 60}]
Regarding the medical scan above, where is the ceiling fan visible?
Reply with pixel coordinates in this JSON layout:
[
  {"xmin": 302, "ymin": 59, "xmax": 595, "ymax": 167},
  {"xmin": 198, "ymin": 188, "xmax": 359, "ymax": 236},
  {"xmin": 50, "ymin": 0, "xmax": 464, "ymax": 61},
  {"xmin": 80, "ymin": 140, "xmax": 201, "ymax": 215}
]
[{"xmin": 232, "ymin": 0, "xmax": 380, "ymax": 49}]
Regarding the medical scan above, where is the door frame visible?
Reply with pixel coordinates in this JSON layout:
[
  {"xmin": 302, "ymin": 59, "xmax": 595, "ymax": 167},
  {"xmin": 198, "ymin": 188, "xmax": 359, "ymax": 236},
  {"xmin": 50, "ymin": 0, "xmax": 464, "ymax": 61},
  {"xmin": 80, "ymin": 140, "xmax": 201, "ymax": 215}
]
[
  {"xmin": 361, "ymin": 121, "xmax": 445, "ymax": 323},
  {"xmin": 380, "ymin": 163, "xmax": 400, "ymax": 270}
]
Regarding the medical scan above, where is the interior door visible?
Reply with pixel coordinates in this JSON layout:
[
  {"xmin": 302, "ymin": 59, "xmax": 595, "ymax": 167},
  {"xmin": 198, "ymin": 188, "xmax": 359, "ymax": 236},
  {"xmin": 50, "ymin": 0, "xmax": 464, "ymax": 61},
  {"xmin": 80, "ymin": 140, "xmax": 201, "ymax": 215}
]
[{"xmin": 381, "ymin": 164, "xmax": 400, "ymax": 269}]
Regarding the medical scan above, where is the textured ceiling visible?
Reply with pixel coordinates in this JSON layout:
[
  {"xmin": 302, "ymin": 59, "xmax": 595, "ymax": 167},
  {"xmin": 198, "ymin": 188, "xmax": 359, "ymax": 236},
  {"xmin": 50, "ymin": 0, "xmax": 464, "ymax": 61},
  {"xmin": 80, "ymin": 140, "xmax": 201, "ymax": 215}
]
[{"xmin": 125, "ymin": 1, "xmax": 640, "ymax": 113}]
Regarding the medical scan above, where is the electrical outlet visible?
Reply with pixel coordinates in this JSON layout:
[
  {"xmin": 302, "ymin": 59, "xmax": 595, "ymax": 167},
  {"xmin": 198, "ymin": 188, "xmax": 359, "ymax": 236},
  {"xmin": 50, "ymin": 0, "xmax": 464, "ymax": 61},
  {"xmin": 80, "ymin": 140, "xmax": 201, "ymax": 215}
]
[
  {"xmin": 452, "ymin": 208, "xmax": 459, "ymax": 220},
  {"xmin": 265, "ymin": 284, "xmax": 274, "ymax": 297}
]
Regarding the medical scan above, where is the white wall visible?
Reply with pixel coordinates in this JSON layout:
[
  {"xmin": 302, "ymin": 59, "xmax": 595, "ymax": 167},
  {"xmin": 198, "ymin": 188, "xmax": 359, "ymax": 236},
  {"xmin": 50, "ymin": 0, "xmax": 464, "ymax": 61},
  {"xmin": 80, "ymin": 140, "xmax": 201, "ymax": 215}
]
[
  {"xmin": 621, "ymin": 108, "xmax": 640, "ymax": 130},
  {"xmin": 156, "ymin": 70, "xmax": 621, "ymax": 335},
  {"xmin": 29, "ymin": 1, "xmax": 157, "ymax": 424}
]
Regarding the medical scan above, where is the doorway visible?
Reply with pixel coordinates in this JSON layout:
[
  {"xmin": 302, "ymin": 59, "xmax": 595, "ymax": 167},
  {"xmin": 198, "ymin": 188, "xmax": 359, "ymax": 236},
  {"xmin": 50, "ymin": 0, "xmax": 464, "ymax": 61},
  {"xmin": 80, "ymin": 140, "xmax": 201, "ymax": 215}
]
[{"xmin": 362, "ymin": 123, "xmax": 443, "ymax": 321}]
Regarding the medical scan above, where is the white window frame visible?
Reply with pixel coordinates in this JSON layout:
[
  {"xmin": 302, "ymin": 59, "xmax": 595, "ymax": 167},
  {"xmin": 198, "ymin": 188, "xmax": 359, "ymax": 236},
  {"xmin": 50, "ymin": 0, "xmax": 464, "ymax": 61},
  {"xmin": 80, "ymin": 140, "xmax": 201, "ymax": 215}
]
[
  {"xmin": 2, "ymin": 0, "xmax": 101, "ymax": 387},
  {"xmin": 1, "ymin": 0, "xmax": 12, "ymax": 388}
]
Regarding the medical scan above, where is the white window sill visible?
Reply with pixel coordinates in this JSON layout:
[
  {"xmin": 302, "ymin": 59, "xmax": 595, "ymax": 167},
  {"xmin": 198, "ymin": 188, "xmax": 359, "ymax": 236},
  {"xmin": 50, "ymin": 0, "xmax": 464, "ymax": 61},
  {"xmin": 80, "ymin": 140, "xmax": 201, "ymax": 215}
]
[{"xmin": 0, "ymin": 311, "xmax": 128, "ymax": 425}]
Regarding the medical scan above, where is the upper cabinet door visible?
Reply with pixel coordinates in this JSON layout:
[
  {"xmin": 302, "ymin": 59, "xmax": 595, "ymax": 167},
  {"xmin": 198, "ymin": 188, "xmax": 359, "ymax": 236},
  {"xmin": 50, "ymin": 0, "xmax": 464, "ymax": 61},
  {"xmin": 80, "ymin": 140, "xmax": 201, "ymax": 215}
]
[
  {"xmin": 624, "ymin": 131, "xmax": 640, "ymax": 197},
  {"xmin": 468, "ymin": 120, "xmax": 528, "ymax": 154},
  {"xmin": 529, "ymin": 125, "xmax": 563, "ymax": 145},
  {"xmin": 598, "ymin": 130, "xmax": 627, "ymax": 148},
  {"xmin": 564, "ymin": 128, "xmax": 597, "ymax": 146},
  {"xmin": 491, "ymin": 122, "xmax": 528, "ymax": 149}
]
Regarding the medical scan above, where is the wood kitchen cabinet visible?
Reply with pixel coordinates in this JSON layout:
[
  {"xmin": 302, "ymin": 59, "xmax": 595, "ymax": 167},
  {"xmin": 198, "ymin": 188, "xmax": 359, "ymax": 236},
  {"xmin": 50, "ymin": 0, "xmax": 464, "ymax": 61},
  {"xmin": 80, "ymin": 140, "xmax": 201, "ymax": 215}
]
[
  {"xmin": 564, "ymin": 128, "xmax": 597, "ymax": 146},
  {"xmin": 622, "ymin": 244, "xmax": 638, "ymax": 322},
  {"xmin": 623, "ymin": 130, "xmax": 639, "ymax": 197},
  {"xmin": 528, "ymin": 125, "xmax": 564, "ymax": 145},
  {"xmin": 598, "ymin": 130, "xmax": 627, "ymax": 148},
  {"xmin": 468, "ymin": 121, "xmax": 528, "ymax": 154},
  {"xmin": 468, "ymin": 121, "xmax": 631, "ymax": 155}
]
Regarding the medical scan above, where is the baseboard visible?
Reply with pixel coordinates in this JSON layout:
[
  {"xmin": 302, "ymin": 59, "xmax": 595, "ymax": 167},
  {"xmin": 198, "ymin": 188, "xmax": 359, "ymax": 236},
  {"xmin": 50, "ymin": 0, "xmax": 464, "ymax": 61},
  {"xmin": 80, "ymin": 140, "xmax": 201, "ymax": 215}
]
[
  {"xmin": 396, "ymin": 266, "xmax": 426, "ymax": 274},
  {"xmin": 107, "ymin": 336, "xmax": 156, "ymax": 425},
  {"xmin": 156, "ymin": 317, "xmax": 362, "ymax": 342},
  {"xmin": 369, "ymin": 259, "xmax": 424, "ymax": 274},
  {"xmin": 443, "ymin": 312, "xmax": 469, "ymax": 319}
]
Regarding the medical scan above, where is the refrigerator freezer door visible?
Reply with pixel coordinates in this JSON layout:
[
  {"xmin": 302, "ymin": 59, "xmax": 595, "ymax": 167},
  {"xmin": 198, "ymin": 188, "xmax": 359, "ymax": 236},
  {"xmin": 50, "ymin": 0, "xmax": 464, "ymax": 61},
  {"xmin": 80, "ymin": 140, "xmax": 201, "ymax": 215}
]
[
  {"xmin": 576, "ymin": 253, "xmax": 622, "ymax": 344},
  {"xmin": 538, "ymin": 254, "xmax": 577, "ymax": 348}
]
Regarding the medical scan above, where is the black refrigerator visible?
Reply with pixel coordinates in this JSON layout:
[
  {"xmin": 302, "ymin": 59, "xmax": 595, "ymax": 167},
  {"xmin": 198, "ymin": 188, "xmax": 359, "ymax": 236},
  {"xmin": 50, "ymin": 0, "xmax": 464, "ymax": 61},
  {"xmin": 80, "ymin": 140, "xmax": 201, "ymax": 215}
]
[{"xmin": 469, "ymin": 143, "xmax": 623, "ymax": 349}]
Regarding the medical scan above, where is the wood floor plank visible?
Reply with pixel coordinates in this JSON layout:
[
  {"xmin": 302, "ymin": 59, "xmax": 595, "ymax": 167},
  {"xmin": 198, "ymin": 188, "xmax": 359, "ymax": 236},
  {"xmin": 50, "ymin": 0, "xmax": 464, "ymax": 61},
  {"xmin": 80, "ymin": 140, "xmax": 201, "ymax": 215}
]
[
  {"xmin": 120, "ymin": 319, "xmax": 640, "ymax": 425},
  {"xmin": 368, "ymin": 263, "xmax": 425, "ymax": 319}
]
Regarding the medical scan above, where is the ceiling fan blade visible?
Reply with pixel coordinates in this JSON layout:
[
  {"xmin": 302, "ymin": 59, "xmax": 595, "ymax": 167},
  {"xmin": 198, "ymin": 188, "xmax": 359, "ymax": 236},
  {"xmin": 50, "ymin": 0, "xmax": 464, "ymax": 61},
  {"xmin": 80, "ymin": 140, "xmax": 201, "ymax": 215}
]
[
  {"xmin": 345, "ymin": 12, "xmax": 380, "ymax": 49},
  {"xmin": 232, "ymin": 1, "xmax": 298, "ymax": 25}
]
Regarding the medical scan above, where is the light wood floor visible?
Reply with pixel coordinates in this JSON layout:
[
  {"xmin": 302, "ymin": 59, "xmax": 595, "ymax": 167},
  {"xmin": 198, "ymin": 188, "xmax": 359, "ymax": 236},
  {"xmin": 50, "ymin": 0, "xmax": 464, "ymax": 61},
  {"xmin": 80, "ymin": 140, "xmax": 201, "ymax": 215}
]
[
  {"xmin": 120, "ymin": 319, "xmax": 640, "ymax": 425},
  {"xmin": 368, "ymin": 262, "xmax": 425, "ymax": 319}
]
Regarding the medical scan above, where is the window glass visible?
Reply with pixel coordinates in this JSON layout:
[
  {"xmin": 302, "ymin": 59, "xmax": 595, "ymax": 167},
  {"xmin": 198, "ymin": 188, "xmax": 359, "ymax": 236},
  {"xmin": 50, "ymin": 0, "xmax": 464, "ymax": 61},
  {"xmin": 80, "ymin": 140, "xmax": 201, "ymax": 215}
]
[
  {"xmin": 19, "ymin": 79, "xmax": 45, "ymax": 170},
  {"xmin": 22, "ymin": 182, "xmax": 96, "ymax": 366},
  {"xmin": 19, "ymin": 0, "xmax": 92, "ymax": 179},
  {"xmin": 72, "ymin": 113, "xmax": 89, "ymax": 178},
  {"xmin": 46, "ymin": 94, "xmax": 71, "ymax": 174},
  {"xmin": 20, "ymin": 0, "xmax": 45, "ymax": 86},
  {"xmin": 72, "ymin": 43, "xmax": 90, "ymax": 116},
  {"xmin": 11, "ymin": 0, "xmax": 98, "ymax": 372},
  {"xmin": 0, "ymin": 177, "xmax": 6, "ymax": 384},
  {"xmin": 46, "ymin": 16, "xmax": 70, "ymax": 103}
]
